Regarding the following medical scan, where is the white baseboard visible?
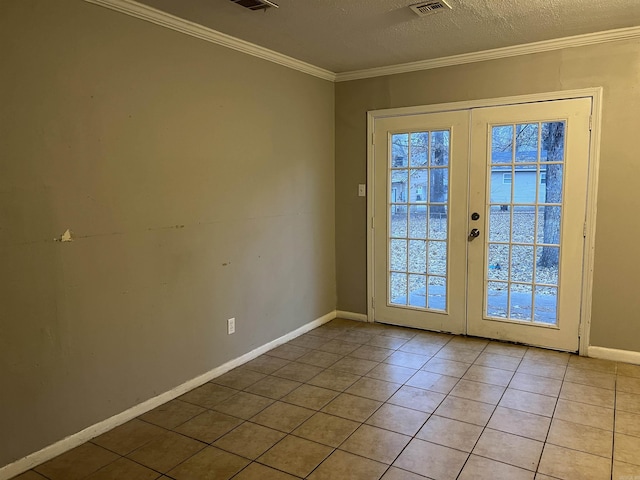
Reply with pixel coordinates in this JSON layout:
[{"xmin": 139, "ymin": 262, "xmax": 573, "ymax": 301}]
[
  {"xmin": 588, "ymin": 346, "xmax": 640, "ymax": 365},
  {"xmin": 0, "ymin": 310, "xmax": 336, "ymax": 480},
  {"xmin": 335, "ymin": 310, "xmax": 368, "ymax": 322}
]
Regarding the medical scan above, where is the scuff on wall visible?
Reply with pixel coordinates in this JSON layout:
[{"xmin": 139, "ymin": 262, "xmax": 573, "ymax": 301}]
[{"xmin": 55, "ymin": 229, "xmax": 73, "ymax": 242}]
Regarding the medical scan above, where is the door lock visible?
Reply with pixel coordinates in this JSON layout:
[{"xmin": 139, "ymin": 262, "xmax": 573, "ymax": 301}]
[
  {"xmin": 469, "ymin": 228, "xmax": 480, "ymax": 240},
  {"xmin": 471, "ymin": 212, "xmax": 480, "ymax": 221}
]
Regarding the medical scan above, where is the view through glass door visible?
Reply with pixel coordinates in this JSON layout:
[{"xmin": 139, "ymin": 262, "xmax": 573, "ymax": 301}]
[
  {"xmin": 373, "ymin": 111, "xmax": 470, "ymax": 334},
  {"xmin": 372, "ymin": 98, "xmax": 592, "ymax": 351},
  {"xmin": 467, "ymin": 99, "xmax": 591, "ymax": 351}
]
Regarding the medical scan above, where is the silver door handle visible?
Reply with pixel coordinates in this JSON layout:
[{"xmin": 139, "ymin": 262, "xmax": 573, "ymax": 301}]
[{"xmin": 469, "ymin": 228, "xmax": 480, "ymax": 240}]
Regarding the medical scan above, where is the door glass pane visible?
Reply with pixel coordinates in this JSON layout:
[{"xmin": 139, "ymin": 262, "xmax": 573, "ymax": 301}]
[
  {"xmin": 390, "ymin": 239, "xmax": 407, "ymax": 272},
  {"xmin": 489, "ymin": 206, "xmax": 511, "ymax": 242},
  {"xmin": 391, "ymin": 134, "xmax": 409, "ymax": 168},
  {"xmin": 510, "ymin": 284, "xmax": 532, "ymax": 320},
  {"xmin": 427, "ymin": 276, "xmax": 446, "ymax": 311},
  {"xmin": 388, "ymin": 129, "xmax": 451, "ymax": 312},
  {"xmin": 485, "ymin": 121, "xmax": 566, "ymax": 326},
  {"xmin": 534, "ymin": 286, "xmax": 557, "ymax": 324},
  {"xmin": 409, "ymin": 170, "xmax": 428, "ymax": 204},
  {"xmin": 513, "ymin": 169, "xmax": 537, "ymax": 204},
  {"xmin": 536, "ymin": 246, "xmax": 559, "ymax": 285},
  {"xmin": 430, "ymin": 169, "xmax": 448, "ymax": 204},
  {"xmin": 538, "ymin": 206, "xmax": 561, "ymax": 246},
  {"xmin": 492, "ymin": 125, "xmax": 513, "ymax": 163},
  {"xmin": 512, "ymin": 206, "xmax": 535, "ymax": 244},
  {"xmin": 409, "ymin": 274, "xmax": 427, "ymax": 307},
  {"xmin": 410, "ymin": 132, "xmax": 429, "ymax": 167},
  {"xmin": 539, "ymin": 164, "xmax": 563, "ymax": 204},
  {"xmin": 487, "ymin": 281, "xmax": 508, "ymax": 317},
  {"xmin": 488, "ymin": 244, "xmax": 509, "ymax": 281},
  {"xmin": 427, "ymin": 241, "xmax": 446, "ymax": 275},
  {"xmin": 515, "ymin": 123, "xmax": 539, "ymax": 162},
  {"xmin": 428, "ymin": 205, "xmax": 447, "ymax": 240},
  {"xmin": 511, "ymin": 245, "xmax": 534, "ymax": 283},
  {"xmin": 391, "ymin": 170, "xmax": 408, "ymax": 203},
  {"xmin": 408, "ymin": 240, "xmax": 426, "ymax": 274},
  {"xmin": 390, "ymin": 273, "xmax": 407, "ymax": 306},
  {"xmin": 390, "ymin": 205, "xmax": 407, "ymax": 238},
  {"xmin": 542, "ymin": 122, "xmax": 565, "ymax": 162},
  {"xmin": 431, "ymin": 131, "xmax": 450, "ymax": 167},
  {"xmin": 409, "ymin": 205, "xmax": 427, "ymax": 239},
  {"xmin": 489, "ymin": 167, "xmax": 512, "ymax": 204}
]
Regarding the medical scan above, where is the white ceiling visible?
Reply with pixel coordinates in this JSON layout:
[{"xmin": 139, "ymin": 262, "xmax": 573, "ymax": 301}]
[{"xmin": 137, "ymin": 0, "xmax": 640, "ymax": 73}]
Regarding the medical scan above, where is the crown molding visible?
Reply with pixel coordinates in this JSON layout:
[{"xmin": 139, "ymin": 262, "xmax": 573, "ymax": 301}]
[
  {"xmin": 335, "ymin": 25, "xmax": 640, "ymax": 82},
  {"xmin": 82, "ymin": 1, "xmax": 640, "ymax": 85},
  {"xmin": 83, "ymin": 0, "xmax": 336, "ymax": 82}
]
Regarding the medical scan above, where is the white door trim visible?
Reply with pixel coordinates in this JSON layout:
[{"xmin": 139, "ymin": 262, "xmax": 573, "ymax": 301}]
[{"xmin": 367, "ymin": 87, "xmax": 602, "ymax": 355}]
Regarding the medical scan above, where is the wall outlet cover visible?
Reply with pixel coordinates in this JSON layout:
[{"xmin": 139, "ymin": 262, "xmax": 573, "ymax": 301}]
[{"xmin": 227, "ymin": 318, "xmax": 236, "ymax": 335}]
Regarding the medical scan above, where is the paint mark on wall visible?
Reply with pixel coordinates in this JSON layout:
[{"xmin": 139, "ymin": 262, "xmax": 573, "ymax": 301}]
[
  {"xmin": 54, "ymin": 229, "xmax": 73, "ymax": 242},
  {"xmin": 148, "ymin": 225, "xmax": 185, "ymax": 231}
]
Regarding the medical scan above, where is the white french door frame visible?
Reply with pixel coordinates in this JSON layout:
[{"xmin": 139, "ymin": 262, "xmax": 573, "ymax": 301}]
[{"xmin": 366, "ymin": 88, "xmax": 602, "ymax": 355}]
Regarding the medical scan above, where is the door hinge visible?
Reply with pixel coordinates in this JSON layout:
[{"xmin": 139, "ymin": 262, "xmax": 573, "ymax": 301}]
[
  {"xmin": 371, "ymin": 297, "xmax": 375, "ymax": 308},
  {"xmin": 371, "ymin": 132, "xmax": 375, "ymax": 144},
  {"xmin": 371, "ymin": 217, "xmax": 375, "ymax": 229},
  {"xmin": 589, "ymin": 115, "xmax": 592, "ymax": 131},
  {"xmin": 583, "ymin": 222, "xmax": 587, "ymax": 237}
]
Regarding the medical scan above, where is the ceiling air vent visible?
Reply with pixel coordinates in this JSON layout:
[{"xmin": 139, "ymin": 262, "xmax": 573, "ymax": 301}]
[
  {"xmin": 409, "ymin": 0, "xmax": 452, "ymax": 17},
  {"xmin": 229, "ymin": 0, "xmax": 279, "ymax": 11}
]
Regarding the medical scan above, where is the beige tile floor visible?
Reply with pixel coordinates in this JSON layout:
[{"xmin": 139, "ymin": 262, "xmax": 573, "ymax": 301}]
[{"xmin": 13, "ymin": 319, "xmax": 640, "ymax": 480}]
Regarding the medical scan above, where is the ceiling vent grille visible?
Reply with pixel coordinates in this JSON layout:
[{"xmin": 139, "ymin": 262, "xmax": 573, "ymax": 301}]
[
  {"xmin": 409, "ymin": 0, "xmax": 452, "ymax": 17},
  {"xmin": 230, "ymin": 0, "xmax": 279, "ymax": 11}
]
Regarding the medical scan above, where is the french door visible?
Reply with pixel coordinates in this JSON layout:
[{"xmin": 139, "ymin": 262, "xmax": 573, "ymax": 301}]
[{"xmin": 372, "ymin": 98, "xmax": 592, "ymax": 351}]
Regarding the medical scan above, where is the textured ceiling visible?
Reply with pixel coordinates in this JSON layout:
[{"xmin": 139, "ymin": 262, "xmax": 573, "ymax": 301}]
[{"xmin": 137, "ymin": 0, "xmax": 640, "ymax": 72}]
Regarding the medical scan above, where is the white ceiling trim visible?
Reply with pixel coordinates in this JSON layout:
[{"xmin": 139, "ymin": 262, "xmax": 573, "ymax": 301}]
[
  {"xmin": 83, "ymin": 0, "xmax": 640, "ymax": 84},
  {"xmin": 336, "ymin": 26, "xmax": 640, "ymax": 82},
  {"xmin": 83, "ymin": 0, "xmax": 336, "ymax": 82}
]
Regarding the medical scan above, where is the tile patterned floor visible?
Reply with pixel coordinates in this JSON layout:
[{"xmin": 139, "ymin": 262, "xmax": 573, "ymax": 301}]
[{"xmin": 13, "ymin": 319, "xmax": 640, "ymax": 480}]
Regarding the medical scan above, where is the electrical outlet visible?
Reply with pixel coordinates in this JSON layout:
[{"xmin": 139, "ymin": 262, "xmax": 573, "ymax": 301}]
[{"xmin": 227, "ymin": 317, "xmax": 236, "ymax": 335}]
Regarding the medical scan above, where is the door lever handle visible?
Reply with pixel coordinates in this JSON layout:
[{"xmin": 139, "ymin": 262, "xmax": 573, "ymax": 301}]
[{"xmin": 469, "ymin": 228, "xmax": 480, "ymax": 240}]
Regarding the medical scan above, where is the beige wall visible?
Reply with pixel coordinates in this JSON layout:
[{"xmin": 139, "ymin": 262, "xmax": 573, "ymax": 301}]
[
  {"xmin": 336, "ymin": 40, "xmax": 640, "ymax": 352},
  {"xmin": 0, "ymin": 0, "xmax": 335, "ymax": 467}
]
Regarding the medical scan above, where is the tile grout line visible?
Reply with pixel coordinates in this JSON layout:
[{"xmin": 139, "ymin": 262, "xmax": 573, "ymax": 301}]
[
  {"xmin": 541, "ymin": 359, "xmax": 621, "ymax": 478},
  {"xmin": 22, "ymin": 321, "xmax": 635, "ymax": 480},
  {"xmin": 305, "ymin": 328, "xmax": 443, "ymax": 478},
  {"xmin": 365, "ymin": 333, "xmax": 458, "ymax": 478},
  {"xmin": 222, "ymin": 331, "xmax": 344, "ymax": 479},
  {"xmin": 236, "ymin": 322, "xmax": 424, "ymax": 479},
  {"xmin": 241, "ymin": 339, "xmax": 622, "ymax": 478},
  {"xmin": 338, "ymin": 331, "xmax": 456, "ymax": 480},
  {"xmin": 287, "ymin": 325, "xmax": 414, "ymax": 478},
  {"xmin": 452, "ymin": 340, "xmax": 493, "ymax": 479},
  {"xmin": 307, "ymin": 333, "xmax": 555, "ymax": 478},
  {"xmin": 452, "ymin": 340, "xmax": 531, "ymax": 479},
  {"xmin": 294, "ymin": 325, "xmax": 452, "ymax": 478},
  {"xmin": 532, "ymin": 353, "xmax": 569, "ymax": 477},
  {"xmin": 181, "ymin": 333, "xmax": 556, "ymax": 478},
  {"xmin": 153, "ymin": 342, "xmax": 627, "ymax": 478}
]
